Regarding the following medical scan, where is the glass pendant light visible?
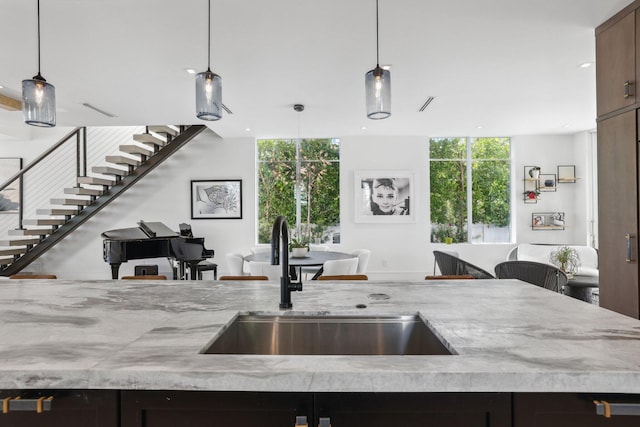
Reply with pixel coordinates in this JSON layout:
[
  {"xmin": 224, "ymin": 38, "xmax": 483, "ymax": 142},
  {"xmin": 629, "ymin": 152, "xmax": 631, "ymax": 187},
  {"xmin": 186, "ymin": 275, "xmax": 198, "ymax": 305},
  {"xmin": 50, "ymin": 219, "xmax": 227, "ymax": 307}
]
[
  {"xmin": 196, "ymin": 0, "xmax": 222, "ymax": 121},
  {"xmin": 22, "ymin": 0, "xmax": 56, "ymax": 127},
  {"xmin": 365, "ymin": 0, "xmax": 390, "ymax": 120}
]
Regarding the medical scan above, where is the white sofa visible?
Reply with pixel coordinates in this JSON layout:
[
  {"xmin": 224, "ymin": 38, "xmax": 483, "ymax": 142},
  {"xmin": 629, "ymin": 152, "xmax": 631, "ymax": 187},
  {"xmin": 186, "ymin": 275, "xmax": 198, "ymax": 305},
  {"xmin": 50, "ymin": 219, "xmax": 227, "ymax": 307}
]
[{"xmin": 507, "ymin": 243, "xmax": 598, "ymax": 277}]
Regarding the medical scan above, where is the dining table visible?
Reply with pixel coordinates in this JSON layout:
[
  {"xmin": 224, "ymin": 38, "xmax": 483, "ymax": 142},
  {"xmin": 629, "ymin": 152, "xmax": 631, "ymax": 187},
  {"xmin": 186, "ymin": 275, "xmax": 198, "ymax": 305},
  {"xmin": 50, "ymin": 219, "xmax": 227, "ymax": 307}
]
[{"xmin": 243, "ymin": 250, "xmax": 356, "ymax": 281}]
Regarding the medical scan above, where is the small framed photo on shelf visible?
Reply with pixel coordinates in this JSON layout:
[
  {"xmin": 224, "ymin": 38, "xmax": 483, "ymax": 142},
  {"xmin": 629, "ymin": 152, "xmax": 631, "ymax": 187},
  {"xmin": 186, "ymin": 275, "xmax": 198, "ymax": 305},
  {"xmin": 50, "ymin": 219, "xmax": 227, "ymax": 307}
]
[
  {"xmin": 191, "ymin": 179, "xmax": 242, "ymax": 219},
  {"xmin": 557, "ymin": 165, "xmax": 576, "ymax": 183},
  {"xmin": 532, "ymin": 215, "xmax": 545, "ymax": 227},
  {"xmin": 538, "ymin": 174, "xmax": 556, "ymax": 192}
]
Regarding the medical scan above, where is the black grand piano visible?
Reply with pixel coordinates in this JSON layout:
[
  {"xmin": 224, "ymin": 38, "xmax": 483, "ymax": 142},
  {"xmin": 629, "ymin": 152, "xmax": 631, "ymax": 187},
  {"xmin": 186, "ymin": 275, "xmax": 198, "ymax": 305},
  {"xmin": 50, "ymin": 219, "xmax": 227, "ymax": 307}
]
[{"xmin": 102, "ymin": 220, "xmax": 214, "ymax": 279}]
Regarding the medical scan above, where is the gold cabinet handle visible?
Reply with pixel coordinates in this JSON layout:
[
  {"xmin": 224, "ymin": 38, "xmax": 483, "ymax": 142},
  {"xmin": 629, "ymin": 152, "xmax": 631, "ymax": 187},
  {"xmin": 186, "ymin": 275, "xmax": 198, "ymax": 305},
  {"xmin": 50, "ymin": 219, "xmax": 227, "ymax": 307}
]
[
  {"xmin": 624, "ymin": 80, "xmax": 634, "ymax": 98},
  {"xmin": 1, "ymin": 396, "xmax": 53, "ymax": 414},
  {"xmin": 594, "ymin": 400, "xmax": 640, "ymax": 417}
]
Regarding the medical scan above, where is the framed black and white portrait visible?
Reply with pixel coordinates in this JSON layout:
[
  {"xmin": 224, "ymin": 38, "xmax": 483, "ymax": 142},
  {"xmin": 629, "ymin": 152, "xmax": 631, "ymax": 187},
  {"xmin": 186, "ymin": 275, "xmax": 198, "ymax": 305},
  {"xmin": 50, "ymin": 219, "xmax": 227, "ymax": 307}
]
[
  {"xmin": 355, "ymin": 171, "xmax": 414, "ymax": 223},
  {"xmin": 191, "ymin": 179, "xmax": 242, "ymax": 219}
]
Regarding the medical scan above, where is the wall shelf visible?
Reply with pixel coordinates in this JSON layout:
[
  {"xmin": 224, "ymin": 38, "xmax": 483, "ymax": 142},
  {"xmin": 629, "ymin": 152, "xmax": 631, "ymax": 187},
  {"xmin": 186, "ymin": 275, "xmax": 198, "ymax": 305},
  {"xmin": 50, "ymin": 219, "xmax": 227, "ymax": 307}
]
[{"xmin": 532, "ymin": 212, "xmax": 565, "ymax": 230}]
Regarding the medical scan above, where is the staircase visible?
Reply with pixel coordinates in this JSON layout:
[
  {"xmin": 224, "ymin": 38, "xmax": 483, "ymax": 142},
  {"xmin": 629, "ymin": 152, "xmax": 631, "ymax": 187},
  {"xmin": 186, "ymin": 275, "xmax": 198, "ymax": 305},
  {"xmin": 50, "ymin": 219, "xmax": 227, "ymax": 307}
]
[{"xmin": 0, "ymin": 124, "xmax": 206, "ymax": 276}]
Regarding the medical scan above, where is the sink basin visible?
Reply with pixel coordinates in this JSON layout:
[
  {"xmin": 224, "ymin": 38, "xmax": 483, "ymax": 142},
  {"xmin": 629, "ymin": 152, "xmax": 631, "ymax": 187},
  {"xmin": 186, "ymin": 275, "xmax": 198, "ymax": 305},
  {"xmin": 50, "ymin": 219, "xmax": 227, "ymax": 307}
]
[{"xmin": 202, "ymin": 314, "xmax": 454, "ymax": 355}]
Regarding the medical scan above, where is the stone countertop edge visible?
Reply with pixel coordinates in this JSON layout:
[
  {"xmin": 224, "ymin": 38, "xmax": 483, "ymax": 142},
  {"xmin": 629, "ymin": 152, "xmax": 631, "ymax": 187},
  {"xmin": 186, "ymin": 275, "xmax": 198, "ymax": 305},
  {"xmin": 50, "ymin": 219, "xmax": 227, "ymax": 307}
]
[{"xmin": 0, "ymin": 279, "xmax": 639, "ymax": 394}]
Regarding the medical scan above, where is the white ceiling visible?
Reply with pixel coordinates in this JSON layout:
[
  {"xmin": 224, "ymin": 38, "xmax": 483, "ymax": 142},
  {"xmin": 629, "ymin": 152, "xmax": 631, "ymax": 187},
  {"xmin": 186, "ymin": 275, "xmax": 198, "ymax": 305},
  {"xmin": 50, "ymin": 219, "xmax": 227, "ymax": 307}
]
[{"xmin": 0, "ymin": 0, "xmax": 630, "ymax": 140}]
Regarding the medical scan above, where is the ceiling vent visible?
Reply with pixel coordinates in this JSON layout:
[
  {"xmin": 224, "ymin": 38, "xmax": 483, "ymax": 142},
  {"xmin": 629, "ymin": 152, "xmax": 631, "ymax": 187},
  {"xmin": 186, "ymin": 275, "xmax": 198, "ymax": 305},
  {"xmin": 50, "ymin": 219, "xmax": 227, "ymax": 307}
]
[
  {"xmin": 82, "ymin": 103, "xmax": 117, "ymax": 118},
  {"xmin": 418, "ymin": 96, "xmax": 435, "ymax": 112}
]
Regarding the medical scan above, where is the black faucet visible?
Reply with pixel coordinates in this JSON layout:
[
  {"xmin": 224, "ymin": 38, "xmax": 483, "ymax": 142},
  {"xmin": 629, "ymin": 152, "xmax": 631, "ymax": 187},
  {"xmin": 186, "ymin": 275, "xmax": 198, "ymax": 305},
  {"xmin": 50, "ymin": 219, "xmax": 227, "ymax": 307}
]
[{"xmin": 271, "ymin": 215, "xmax": 302, "ymax": 309}]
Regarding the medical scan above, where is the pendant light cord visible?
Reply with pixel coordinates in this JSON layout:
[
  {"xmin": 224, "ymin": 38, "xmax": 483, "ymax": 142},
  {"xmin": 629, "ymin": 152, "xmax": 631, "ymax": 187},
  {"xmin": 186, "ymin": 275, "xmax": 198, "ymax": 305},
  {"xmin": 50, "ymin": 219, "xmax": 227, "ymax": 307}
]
[
  {"xmin": 37, "ymin": 0, "xmax": 42, "ymax": 75},
  {"xmin": 375, "ymin": 0, "xmax": 380, "ymax": 67},
  {"xmin": 207, "ymin": 0, "xmax": 211, "ymax": 70}
]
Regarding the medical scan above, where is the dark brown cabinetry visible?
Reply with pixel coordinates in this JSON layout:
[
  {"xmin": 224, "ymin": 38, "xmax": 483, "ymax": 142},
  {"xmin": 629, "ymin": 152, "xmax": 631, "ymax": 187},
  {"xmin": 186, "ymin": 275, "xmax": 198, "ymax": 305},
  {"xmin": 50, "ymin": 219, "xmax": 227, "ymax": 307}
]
[
  {"xmin": 597, "ymin": 110, "xmax": 639, "ymax": 318},
  {"xmin": 513, "ymin": 393, "xmax": 640, "ymax": 426},
  {"xmin": 596, "ymin": 0, "xmax": 640, "ymax": 319},
  {"xmin": 0, "ymin": 390, "xmax": 118, "ymax": 427},
  {"xmin": 121, "ymin": 391, "xmax": 511, "ymax": 427},
  {"xmin": 596, "ymin": 8, "xmax": 637, "ymax": 117}
]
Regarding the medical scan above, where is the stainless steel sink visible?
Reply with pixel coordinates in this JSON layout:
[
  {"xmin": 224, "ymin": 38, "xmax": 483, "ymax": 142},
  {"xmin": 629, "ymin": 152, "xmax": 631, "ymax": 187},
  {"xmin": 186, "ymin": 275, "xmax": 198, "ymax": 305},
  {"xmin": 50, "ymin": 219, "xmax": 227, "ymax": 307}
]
[{"xmin": 202, "ymin": 314, "xmax": 454, "ymax": 355}]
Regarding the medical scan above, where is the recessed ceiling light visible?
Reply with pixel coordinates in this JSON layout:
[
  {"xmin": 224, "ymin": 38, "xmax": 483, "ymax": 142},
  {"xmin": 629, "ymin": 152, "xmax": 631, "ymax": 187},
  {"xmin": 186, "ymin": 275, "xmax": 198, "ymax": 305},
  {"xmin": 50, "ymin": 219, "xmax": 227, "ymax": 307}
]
[
  {"xmin": 0, "ymin": 85, "xmax": 4, "ymax": 89},
  {"xmin": 361, "ymin": 126, "xmax": 367, "ymax": 130},
  {"xmin": 381, "ymin": 64, "xmax": 392, "ymax": 70},
  {"xmin": 245, "ymin": 127, "xmax": 251, "ymax": 132},
  {"xmin": 578, "ymin": 62, "xmax": 594, "ymax": 69},
  {"xmin": 476, "ymin": 125, "xmax": 483, "ymax": 129},
  {"xmin": 185, "ymin": 68, "xmax": 196, "ymax": 74}
]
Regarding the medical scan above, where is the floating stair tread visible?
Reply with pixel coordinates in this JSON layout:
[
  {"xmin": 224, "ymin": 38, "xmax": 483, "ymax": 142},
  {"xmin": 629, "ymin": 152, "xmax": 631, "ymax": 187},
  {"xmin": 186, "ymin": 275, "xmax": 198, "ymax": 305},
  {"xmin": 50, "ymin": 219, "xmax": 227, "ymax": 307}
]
[
  {"xmin": 105, "ymin": 155, "xmax": 141, "ymax": 167},
  {"xmin": 119, "ymin": 144, "xmax": 154, "ymax": 156},
  {"xmin": 148, "ymin": 125, "xmax": 179, "ymax": 136},
  {"xmin": 0, "ymin": 258, "xmax": 14, "ymax": 266},
  {"xmin": 0, "ymin": 247, "xmax": 28, "ymax": 256},
  {"xmin": 92, "ymin": 166, "xmax": 129, "ymax": 176},
  {"xmin": 77, "ymin": 176, "xmax": 115, "ymax": 186},
  {"xmin": 64, "ymin": 187, "xmax": 103, "ymax": 196},
  {"xmin": 133, "ymin": 133, "xmax": 166, "ymax": 146},
  {"xmin": 8, "ymin": 228, "xmax": 53, "ymax": 236},
  {"xmin": 37, "ymin": 207, "xmax": 80, "ymax": 215},
  {"xmin": 0, "ymin": 238, "xmax": 40, "ymax": 246},
  {"xmin": 23, "ymin": 218, "xmax": 66, "ymax": 226},
  {"xmin": 51, "ymin": 198, "xmax": 93, "ymax": 206}
]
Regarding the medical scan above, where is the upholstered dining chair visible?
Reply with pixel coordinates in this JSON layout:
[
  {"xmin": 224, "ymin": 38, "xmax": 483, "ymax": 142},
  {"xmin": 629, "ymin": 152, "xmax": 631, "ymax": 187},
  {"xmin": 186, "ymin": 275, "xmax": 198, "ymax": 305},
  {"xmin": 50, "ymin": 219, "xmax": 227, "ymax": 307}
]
[
  {"xmin": 121, "ymin": 275, "xmax": 167, "ymax": 280},
  {"xmin": 225, "ymin": 252, "xmax": 246, "ymax": 276},
  {"xmin": 494, "ymin": 260, "xmax": 568, "ymax": 292},
  {"xmin": 351, "ymin": 249, "xmax": 371, "ymax": 274},
  {"xmin": 433, "ymin": 251, "xmax": 495, "ymax": 279},
  {"xmin": 248, "ymin": 261, "xmax": 281, "ymax": 281},
  {"xmin": 218, "ymin": 275, "xmax": 269, "ymax": 281},
  {"xmin": 322, "ymin": 258, "xmax": 359, "ymax": 276}
]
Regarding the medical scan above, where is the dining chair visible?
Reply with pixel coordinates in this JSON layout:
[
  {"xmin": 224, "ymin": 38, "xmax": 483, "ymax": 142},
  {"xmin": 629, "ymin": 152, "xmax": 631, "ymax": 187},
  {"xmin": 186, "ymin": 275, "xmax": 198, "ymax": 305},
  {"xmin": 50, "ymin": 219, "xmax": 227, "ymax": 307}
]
[
  {"xmin": 318, "ymin": 274, "xmax": 368, "ymax": 280},
  {"xmin": 301, "ymin": 245, "xmax": 329, "ymax": 278},
  {"xmin": 121, "ymin": 275, "xmax": 167, "ymax": 280},
  {"xmin": 9, "ymin": 274, "xmax": 57, "ymax": 279},
  {"xmin": 351, "ymin": 249, "xmax": 371, "ymax": 274},
  {"xmin": 248, "ymin": 261, "xmax": 282, "ymax": 281},
  {"xmin": 433, "ymin": 251, "xmax": 494, "ymax": 279},
  {"xmin": 225, "ymin": 252, "xmax": 245, "ymax": 276},
  {"xmin": 322, "ymin": 258, "xmax": 358, "ymax": 276},
  {"xmin": 494, "ymin": 260, "xmax": 568, "ymax": 292},
  {"xmin": 309, "ymin": 244, "xmax": 329, "ymax": 251},
  {"xmin": 250, "ymin": 246, "xmax": 271, "ymax": 254},
  {"xmin": 218, "ymin": 275, "xmax": 268, "ymax": 281}
]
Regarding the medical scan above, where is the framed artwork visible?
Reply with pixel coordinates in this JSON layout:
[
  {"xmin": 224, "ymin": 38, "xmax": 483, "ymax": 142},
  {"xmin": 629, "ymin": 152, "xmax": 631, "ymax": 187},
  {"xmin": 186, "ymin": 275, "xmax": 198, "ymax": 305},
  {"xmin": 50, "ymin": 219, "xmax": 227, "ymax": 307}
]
[
  {"xmin": 0, "ymin": 158, "xmax": 22, "ymax": 214},
  {"xmin": 354, "ymin": 171, "xmax": 414, "ymax": 223},
  {"xmin": 191, "ymin": 179, "xmax": 242, "ymax": 219}
]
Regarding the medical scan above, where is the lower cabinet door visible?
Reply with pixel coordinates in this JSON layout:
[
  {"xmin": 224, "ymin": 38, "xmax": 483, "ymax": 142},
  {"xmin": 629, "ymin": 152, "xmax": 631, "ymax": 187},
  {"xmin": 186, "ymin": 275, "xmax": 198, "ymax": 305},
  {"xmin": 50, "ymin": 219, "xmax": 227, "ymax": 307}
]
[
  {"xmin": 514, "ymin": 393, "xmax": 640, "ymax": 427},
  {"xmin": 314, "ymin": 392, "xmax": 512, "ymax": 427},
  {"xmin": 0, "ymin": 390, "xmax": 118, "ymax": 427},
  {"xmin": 121, "ymin": 391, "xmax": 313, "ymax": 427}
]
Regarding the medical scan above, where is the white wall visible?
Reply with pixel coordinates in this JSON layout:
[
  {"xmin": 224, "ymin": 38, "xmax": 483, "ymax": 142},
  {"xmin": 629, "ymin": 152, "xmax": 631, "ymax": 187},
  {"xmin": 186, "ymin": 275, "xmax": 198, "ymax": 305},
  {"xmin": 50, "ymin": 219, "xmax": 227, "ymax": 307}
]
[{"xmin": 7, "ymin": 129, "xmax": 593, "ymax": 280}]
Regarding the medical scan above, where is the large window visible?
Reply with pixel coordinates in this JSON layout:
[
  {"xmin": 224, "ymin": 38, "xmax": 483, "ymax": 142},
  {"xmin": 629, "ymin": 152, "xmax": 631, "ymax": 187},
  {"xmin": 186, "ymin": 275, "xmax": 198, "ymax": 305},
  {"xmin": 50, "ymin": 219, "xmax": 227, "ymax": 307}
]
[
  {"xmin": 257, "ymin": 138, "xmax": 340, "ymax": 244},
  {"xmin": 430, "ymin": 137, "xmax": 511, "ymax": 243}
]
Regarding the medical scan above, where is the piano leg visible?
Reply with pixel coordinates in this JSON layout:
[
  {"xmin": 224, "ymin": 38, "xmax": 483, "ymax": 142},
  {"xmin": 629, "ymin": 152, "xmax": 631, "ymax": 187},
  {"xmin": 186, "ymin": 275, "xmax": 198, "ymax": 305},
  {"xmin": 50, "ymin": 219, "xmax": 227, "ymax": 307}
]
[{"xmin": 110, "ymin": 264, "xmax": 121, "ymax": 279}]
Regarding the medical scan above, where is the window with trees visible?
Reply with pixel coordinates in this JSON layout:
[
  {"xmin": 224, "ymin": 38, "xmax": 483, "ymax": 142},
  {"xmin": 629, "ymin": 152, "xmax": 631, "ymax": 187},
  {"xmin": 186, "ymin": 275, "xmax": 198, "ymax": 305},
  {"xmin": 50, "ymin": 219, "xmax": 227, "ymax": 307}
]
[
  {"xmin": 257, "ymin": 138, "xmax": 340, "ymax": 244},
  {"xmin": 430, "ymin": 137, "xmax": 511, "ymax": 243}
]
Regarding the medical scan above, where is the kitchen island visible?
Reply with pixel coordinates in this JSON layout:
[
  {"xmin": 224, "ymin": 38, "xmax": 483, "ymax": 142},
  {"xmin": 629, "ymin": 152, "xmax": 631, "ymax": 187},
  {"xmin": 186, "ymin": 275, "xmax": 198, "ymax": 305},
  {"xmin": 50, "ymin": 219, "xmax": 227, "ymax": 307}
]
[{"xmin": 1, "ymin": 278, "xmax": 640, "ymax": 426}]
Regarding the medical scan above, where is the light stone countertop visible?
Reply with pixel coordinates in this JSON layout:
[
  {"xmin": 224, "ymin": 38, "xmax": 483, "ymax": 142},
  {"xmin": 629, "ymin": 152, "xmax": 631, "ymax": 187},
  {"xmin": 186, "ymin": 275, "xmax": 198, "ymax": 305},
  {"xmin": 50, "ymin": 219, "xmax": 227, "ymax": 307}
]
[{"xmin": 1, "ymin": 278, "xmax": 639, "ymax": 393}]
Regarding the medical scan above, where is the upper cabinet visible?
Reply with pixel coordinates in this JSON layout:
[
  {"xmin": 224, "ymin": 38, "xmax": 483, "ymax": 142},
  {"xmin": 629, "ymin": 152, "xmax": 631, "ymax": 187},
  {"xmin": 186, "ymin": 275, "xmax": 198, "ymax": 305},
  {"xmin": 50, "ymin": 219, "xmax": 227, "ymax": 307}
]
[{"xmin": 596, "ymin": 8, "xmax": 637, "ymax": 117}]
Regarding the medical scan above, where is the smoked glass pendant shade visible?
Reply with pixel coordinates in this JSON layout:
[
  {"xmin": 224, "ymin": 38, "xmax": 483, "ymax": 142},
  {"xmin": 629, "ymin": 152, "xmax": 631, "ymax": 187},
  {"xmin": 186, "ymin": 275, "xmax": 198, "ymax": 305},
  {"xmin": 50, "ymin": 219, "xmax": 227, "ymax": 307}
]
[
  {"xmin": 22, "ymin": 73, "xmax": 56, "ymax": 127},
  {"xmin": 195, "ymin": 69, "xmax": 222, "ymax": 121},
  {"xmin": 365, "ymin": 65, "xmax": 391, "ymax": 120}
]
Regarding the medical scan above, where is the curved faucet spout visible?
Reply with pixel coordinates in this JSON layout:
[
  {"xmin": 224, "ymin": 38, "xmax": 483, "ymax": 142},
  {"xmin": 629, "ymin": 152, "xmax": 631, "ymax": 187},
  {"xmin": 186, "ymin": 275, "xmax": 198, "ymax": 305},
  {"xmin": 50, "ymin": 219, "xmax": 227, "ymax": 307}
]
[{"xmin": 271, "ymin": 215, "xmax": 301, "ymax": 309}]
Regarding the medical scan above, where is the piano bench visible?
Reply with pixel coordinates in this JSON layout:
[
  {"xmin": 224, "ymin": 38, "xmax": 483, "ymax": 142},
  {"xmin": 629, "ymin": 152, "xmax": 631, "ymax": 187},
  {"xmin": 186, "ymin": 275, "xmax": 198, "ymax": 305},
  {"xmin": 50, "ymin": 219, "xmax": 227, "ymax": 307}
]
[{"xmin": 196, "ymin": 261, "xmax": 218, "ymax": 280}]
